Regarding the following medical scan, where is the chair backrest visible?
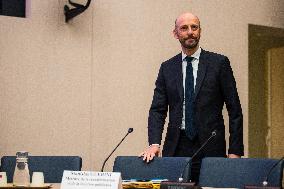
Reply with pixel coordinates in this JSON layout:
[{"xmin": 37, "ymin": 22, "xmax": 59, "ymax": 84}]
[
  {"xmin": 0, "ymin": 156, "xmax": 82, "ymax": 183},
  {"xmin": 113, "ymin": 156, "xmax": 191, "ymax": 181},
  {"xmin": 199, "ymin": 157, "xmax": 284, "ymax": 188}
]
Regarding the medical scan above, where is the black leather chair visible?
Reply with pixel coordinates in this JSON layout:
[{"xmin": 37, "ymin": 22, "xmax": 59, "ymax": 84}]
[
  {"xmin": 0, "ymin": 156, "xmax": 82, "ymax": 183},
  {"xmin": 113, "ymin": 156, "xmax": 191, "ymax": 181},
  {"xmin": 199, "ymin": 157, "xmax": 284, "ymax": 188}
]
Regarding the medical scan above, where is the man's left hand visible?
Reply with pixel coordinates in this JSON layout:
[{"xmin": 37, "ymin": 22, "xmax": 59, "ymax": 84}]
[{"xmin": 228, "ymin": 154, "xmax": 240, "ymax": 158}]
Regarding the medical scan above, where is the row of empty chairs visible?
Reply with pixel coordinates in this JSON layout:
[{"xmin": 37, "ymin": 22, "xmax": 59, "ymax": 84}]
[
  {"xmin": 0, "ymin": 156, "xmax": 283, "ymax": 188},
  {"xmin": 113, "ymin": 156, "xmax": 284, "ymax": 188}
]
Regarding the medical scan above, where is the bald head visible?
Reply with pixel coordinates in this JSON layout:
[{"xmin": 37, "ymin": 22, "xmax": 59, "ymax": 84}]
[
  {"xmin": 173, "ymin": 12, "xmax": 201, "ymax": 54},
  {"xmin": 175, "ymin": 12, "xmax": 200, "ymax": 29}
]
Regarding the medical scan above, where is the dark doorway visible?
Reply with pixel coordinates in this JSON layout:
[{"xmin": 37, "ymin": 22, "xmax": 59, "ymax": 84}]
[{"xmin": 249, "ymin": 24, "xmax": 284, "ymax": 158}]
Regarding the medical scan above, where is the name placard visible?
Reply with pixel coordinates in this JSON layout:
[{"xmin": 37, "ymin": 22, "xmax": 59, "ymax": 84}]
[{"xmin": 61, "ymin": 171, "xmax": 122, "ymax": 189}]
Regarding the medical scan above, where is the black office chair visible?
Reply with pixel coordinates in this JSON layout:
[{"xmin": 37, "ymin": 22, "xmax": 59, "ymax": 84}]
[
  {"xmin": 0, "ymin": 156, "xmax": 82, "ymax": 183},
  {"xmin": 113, "ymin": 156, "xmax": 191, "ymax": 181},
  {"xmin": 198, "ymin": 157, "xmax": 284, "ymax": 188}
]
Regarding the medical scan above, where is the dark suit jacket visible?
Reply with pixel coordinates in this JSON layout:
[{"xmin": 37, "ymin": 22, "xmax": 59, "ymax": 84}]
[{"xmin": 148, "ymin": 49, "xmax": 244, "ymax": 157}]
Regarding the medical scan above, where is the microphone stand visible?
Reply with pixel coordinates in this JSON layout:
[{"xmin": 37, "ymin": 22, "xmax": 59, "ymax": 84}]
[
  {"xmin": 244, "ymin": 156, "xmax": 284, "ymax": 189},
  {"xmin": 179, "ymin": 130, "xmax": 216, "ymax": 182},
  {"xmin": 160, "ymin": 130, "xmax": 216, "ymax": 189},
  {"xmin": 101, "ymin": 128, "xmax": 133, "ymax": 172}
]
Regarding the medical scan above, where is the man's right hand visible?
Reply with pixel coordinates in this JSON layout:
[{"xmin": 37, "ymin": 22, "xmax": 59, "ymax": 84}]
[{"xmin": 139, "ymin": 145, "xmax": 160, "ymax": 163}]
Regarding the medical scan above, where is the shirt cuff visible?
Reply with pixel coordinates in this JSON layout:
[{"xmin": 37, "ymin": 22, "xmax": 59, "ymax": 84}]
[{"xmin": 149, "ymin": 144, "xmax": 160, "ymax": 148}]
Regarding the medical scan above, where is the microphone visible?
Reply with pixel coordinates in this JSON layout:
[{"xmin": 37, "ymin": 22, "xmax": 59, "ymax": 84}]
[
  {"xmin": 160, "ymin": 130, "xmax": 216, "ymax": 189},
  {"xmin": 262, "ymin": 156, "xmax": 284, "ymax": 186},
  {"xmin": 178, "ymin": 130, "xmax": 217, "ymax": 182},
  {"xmin": 100, "ymin": 128, "xmax": 134, "ymax": 172},
  {"xmin": 244, "ymin": 156, "xmax": 284, "ymax": 189}
]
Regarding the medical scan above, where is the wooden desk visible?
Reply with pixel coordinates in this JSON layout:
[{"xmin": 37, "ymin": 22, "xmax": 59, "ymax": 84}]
[{"xmin": 0, "ymin": 184, "xmax": 60, "ymax": 189}]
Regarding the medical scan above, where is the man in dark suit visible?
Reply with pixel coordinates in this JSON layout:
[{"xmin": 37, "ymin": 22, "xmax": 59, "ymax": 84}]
[{"xmin": 140, "ymin": 12, "xmax": 244, "ymax": 182}]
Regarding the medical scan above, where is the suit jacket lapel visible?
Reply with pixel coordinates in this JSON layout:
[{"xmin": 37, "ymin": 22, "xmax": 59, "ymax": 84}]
[
  {"xmin": 172, "ymin": 53, "xmax": 183, "ymax": 100},
  {"xmin": 194, "ymin": 49, "xmax": 208, "ymax": 101}
]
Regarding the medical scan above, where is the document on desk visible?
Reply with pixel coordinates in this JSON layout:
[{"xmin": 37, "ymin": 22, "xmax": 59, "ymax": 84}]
[
  {"xmin": 122, "ymin": 181, "xmax": 153, "ymax": 189},
  {"xmin": 122, "ymin": 179, "xmax": 168, "ymax": 189}
]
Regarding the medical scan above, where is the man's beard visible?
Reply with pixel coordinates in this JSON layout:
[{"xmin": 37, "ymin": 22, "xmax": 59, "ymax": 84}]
[{"xmin": 179, "ymin": 36, "xmax": 199, "ymax": 49}]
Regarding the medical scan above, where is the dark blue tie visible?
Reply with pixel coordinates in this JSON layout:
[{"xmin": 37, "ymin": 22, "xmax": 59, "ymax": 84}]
[{"xmin": 185, "ymin": 56, "xmax": 197, "ymax": 140}]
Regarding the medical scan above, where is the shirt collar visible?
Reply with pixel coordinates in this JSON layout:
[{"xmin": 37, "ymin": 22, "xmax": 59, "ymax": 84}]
[{"xmin": 182, "ymin": 47, "xmax": 202, "ymax": 61}]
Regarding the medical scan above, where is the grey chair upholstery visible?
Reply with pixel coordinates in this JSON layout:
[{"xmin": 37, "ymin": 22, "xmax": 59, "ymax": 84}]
[
  {"xmin": 199, "ymin": 157, "xmax": 284, "ymax": 188},
  {"xmin": 0, "ymin": 156, "xmax": 82, "ymax": 183},
  {"xmin": 113, "ymin": 156, "xmax": 191, "ymax": 181}
]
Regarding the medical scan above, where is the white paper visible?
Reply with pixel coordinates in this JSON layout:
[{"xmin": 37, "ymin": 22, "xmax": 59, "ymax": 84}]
[{"xmin": 61, "ymin": 171, "xmax": 121, "ymax": 189}]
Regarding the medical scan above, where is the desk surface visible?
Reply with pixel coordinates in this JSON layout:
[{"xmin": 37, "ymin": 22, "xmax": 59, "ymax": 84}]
[
  {"xmin": 0, "ymin": 183, "xmax": 240, "ymax": 189},
  {"xmin": 0, "ymin": 184, "xmax": 60, "ymax": 189}
]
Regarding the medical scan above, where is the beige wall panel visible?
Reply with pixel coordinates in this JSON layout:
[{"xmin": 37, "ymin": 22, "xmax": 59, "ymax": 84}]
[
  {"xmin": 90, "ymin": 0, "xmax": 191, "ymax": 171},
  {"xmin": 0, "ymin": 0, "xmax": 93, "ymax": 169},
  {"xmin": 90, "ymin": 0, "xmax": 284, "ymax": 170},
  {"xmin": 0, "ymin": 0, "xmax": 283, "ymax": 171}
]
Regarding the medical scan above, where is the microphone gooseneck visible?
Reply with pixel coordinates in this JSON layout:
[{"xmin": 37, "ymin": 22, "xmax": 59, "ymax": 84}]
[
  {"xmin": 100, "ymin": 128, "xmax": 134, "ymax": 172},
  {"xmin": 178, "ymin": 130, "xmax": 217, "ymax": 182},
  {"xmin": 262, "ymin": 156, "xmax": 284, "ymax": 186}
]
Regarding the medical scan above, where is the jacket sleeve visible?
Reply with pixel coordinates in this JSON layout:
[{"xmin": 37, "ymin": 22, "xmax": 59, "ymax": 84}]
[
  {"xmin": 220, "ymin": 57, "xmax": 244, "ymax": 156},
  {"xmin": 148, "ymin": 63, "xmax": 168, "ymax": 145}
]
